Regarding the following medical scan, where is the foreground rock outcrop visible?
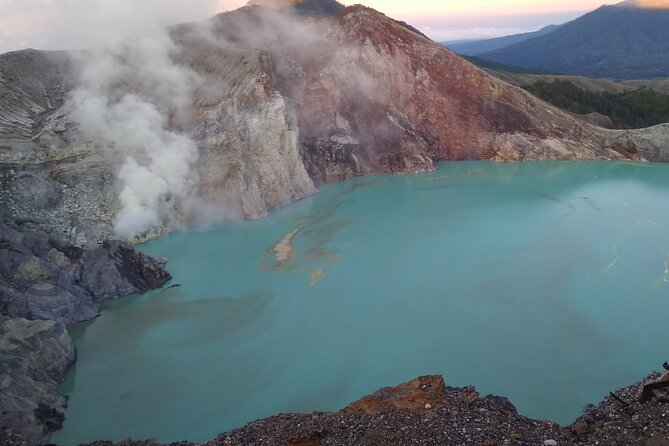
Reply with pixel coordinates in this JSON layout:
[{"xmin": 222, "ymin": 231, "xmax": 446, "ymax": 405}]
[
  {"xmin": 79, "ymin": 372, "xmax": 669, "ymax": 446},
  {"xmin": 0, "ymin": 223, "xmax": 171, "ymax": 445},
  {"xmin": 0, "ymin": 317, "xmax": 75, "ymax": 446},
  {"xmin": 0, "ymin": 225, "xmax": 171, "ymax": 326}
]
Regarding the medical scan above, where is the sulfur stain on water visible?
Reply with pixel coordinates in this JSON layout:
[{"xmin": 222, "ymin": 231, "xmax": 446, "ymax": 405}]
[
  {"xmin": 601, "ymin": 242, "xmax": 621, "ymax": 272},
  {"xmin": 638, "ymin": 220, "xmax": 669, "ymax": 232},
  {"xmin": 273, "ymin": 228, "xmax": 300, "ymax": 264},
  {"xmin": 310, "ymin": 268, "xmax": 327, "ymax": 288}
]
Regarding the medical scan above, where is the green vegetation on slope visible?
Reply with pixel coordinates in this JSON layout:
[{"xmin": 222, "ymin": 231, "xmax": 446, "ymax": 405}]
[{"xmin": 526, "ymin": 79, "xmax": 669, "ymax": 128}]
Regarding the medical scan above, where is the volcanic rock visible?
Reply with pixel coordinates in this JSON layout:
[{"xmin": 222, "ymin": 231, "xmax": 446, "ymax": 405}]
[
  {"xmin": 79, "ymin": 370, "xmax": 669, "ymax": 445},
  {"xmin": 0, "ymin": 316, "xmax": 75, "ymax": 446},
  {"xmin": 0, "ymin": 225, "xmax": 171, "ymax": 326}
]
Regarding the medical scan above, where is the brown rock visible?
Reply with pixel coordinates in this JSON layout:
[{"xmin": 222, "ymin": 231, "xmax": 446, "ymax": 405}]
[
  {"xmin": 344, "ymin": 375, "xmax": 448, "ymax": 415},
  {"xmin": 459, "ymin": 386, "xmax": 480, "ymax": 404},
  {"xmin": 572, "ymin": 421, "xmax": 590, "ymax": 435}
]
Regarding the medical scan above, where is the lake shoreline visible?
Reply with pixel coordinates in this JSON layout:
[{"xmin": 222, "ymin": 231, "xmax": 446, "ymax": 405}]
[{"xmin": 77, "ymin": 371, "xmax": 669, "ymax": 446}]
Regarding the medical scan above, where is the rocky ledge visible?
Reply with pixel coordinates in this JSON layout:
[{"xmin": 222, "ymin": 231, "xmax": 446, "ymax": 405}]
[
  {"xmin": 0, "ymin": 316, "xmax": 74, "ymax": 446},
  {"xmin": 0, "ymin": 225, "xmax": 171, "ymax": 327},
  {"xmin": 81, "ymin": 372, "xmax": 669, "ymax": 446},
  {"xmin": 0, "ymin": 222, "xmax": 172, "ymax": 446}
]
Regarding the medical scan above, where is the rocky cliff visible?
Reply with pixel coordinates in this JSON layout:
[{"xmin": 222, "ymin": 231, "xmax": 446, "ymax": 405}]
[
  {"xmin": 1, "ymin": 4, "xmax": 669, "ymax": 245},
  {"xmin": 0, "ymin": 223, "xmax": 171, "ymax": 445},
  {"xmin": 0, "ymin": 225, "xmax": 171, "ymax": 326},
  {"xmin": 0, "ymin": 316, "xmax": 75, "ymax": 446}
]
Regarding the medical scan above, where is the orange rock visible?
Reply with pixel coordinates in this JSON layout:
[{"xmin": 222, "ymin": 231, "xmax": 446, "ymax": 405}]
[{"xmin": 344, "ymin": 375, "xmax": 448, "ymax": 416}]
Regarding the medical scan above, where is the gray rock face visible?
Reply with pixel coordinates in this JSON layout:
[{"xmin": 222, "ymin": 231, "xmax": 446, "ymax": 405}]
[
  {"xmin": 0, "ymin": 225, "xmax": 172, "ymax": 326},
  {"xmin": 0, "ymin": 316, "xmax": 75, "ymax": 446},
  {"xmin": 0, "ymin": 49, "xmax": 116, "ymax": 246},
  {"xmin": 0, "ymin": 39, "xmax": 317, "ymax": 244},
  {"xmin": 0, "ymin": 223, "xmax": 172, "ymax": 445},
  {"xmin": 175, "ymin": 40, "xmax": 317, "ymax": 220}
]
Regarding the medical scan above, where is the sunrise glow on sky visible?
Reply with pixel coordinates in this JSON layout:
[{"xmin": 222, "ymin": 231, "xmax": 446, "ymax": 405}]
[
  {"xmin": 0, "ymin": 0, "xmax": 620, "ymax": 54},
  {"xmin": 218, "ymin": 0, "xmax": 609, "ymax": 18}
]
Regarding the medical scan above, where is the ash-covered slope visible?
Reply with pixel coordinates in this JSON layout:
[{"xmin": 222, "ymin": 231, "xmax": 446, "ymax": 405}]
[{"xmin": 1, "ymin": 4, "xmax": 668, "ymax": 244}]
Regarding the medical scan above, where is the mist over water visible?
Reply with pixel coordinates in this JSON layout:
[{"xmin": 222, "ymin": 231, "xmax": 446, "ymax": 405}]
[{"xmin": 53, "ymin": 161, "xmax": 669, "ymax": 445}]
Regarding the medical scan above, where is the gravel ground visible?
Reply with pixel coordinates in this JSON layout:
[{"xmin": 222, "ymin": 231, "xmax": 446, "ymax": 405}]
[{"xmin": 82, "ymin": 371, "xmax": 669, "ymax": 446}]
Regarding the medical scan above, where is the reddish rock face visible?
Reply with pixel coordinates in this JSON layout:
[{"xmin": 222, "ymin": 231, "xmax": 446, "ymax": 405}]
[{"xmin": 206, "ymin": 5, "xmax": 655, "ymax": 185}]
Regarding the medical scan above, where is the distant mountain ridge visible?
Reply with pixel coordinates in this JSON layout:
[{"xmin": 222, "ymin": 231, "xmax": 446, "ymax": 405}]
[
  {"xmin": 443, "ymin": 25, "xmax": 560, "ymax": 56},
  {"xmin": 478, "ymin": 1, "xmax": 669, "ymax": 79}
]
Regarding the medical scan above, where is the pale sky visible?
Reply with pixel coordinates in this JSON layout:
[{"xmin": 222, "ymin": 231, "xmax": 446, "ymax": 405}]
[
  {"xmin": 0, "ymin": 0, "xmax": 616, "ymax": 54},
  {"xmin": 219, "ymin": 0, "xmax": 608, "ymax": 17}
]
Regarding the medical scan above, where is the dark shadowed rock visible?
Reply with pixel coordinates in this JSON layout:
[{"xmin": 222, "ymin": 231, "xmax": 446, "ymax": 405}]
[
  {"xmin": 246, "ymin": 0, "xmax": 344, "ymax": 16},
  {"xmin": 0, "ymin": 216, "xmax": 171, "ymax": 443},
  {"xmin": 0, "ymin": 225, "xmax": 171, "ymax": 326},
  {"xmin": 0, "ymin": 224, "xmax": 172, "ymax": 445},
  {"xmin": 0, "ymin": 316, "xmax": 75, "ymax": 446},
  {"xmin": 9, "ymin": 173, "xmax": 62, "ymax": 210}
]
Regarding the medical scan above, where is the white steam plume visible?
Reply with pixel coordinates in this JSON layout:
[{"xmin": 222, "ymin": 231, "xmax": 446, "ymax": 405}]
[
  {"xmin": 0, "ymin": 0, "xmax": 237, "ymax": 54},
  {"xmin": 67, "ymin": 5, "xmax": 205, "ymax": 240}
]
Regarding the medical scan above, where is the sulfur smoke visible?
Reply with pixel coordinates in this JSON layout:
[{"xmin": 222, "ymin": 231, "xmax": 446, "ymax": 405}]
[{"xmin": 64, "ymin": 1, "xmax": 222, "ymax": 240}]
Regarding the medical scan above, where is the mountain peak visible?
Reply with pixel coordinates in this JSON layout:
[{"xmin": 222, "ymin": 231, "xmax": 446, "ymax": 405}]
[
  {"xmin": 247, "ymin": 0, "xmax": 302, "ymax": 7},
  {"xmin": 245, "ymin": 0, "xmax": 344, "ymax": 15}
]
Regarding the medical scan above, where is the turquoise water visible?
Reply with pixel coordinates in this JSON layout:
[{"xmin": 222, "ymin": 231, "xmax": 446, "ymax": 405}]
[{"xmin": 53, "ymin": 161, "xmax": 669, "ymax": 445}]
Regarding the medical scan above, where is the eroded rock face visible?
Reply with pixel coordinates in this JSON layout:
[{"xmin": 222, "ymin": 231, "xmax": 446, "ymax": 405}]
[
  {"xmin": 0, "ymin": 225, "xmax": 171, "ymax": 326},
  {"xmin": 0, "ymin": 42, "xmax": 317, "ymax": 244},
  {"xmin": 0, "ymin": 316, "xmax": 75, "ymax": 446},
  {"xmin": 0, "ymin": 222, "xmax": 172, "ymax": 445},
  {"xmin": 174, "ymin": 41, "xmax": 317, "ymax": 220},
  {"xmin": 206, "ymin": 6, "xmax": 669, "ymax": 185}
]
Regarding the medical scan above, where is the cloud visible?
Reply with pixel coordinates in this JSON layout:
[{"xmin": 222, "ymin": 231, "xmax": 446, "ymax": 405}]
[
  {"xmin": 0, "ymin": 0, "xmax": 231, "ymax": 54},
  {"xmin": 419, "ymin": 26, "xmax": 535, "ymax": 42}
]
